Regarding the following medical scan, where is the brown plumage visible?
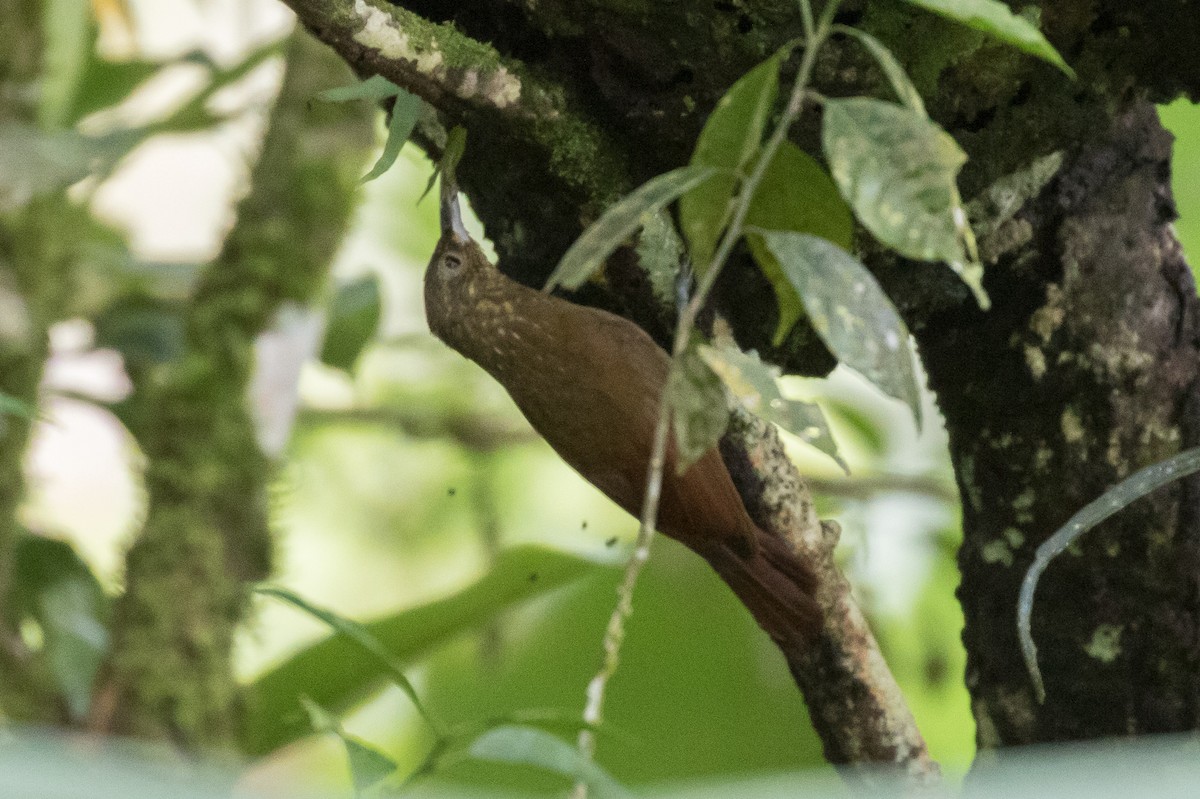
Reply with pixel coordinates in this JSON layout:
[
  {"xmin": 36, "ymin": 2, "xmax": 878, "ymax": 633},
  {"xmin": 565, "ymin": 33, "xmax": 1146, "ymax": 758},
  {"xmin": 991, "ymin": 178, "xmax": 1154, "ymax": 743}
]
[{"xmin": 424, "ymin": 188, "xmax": 819, "ymax": 645}]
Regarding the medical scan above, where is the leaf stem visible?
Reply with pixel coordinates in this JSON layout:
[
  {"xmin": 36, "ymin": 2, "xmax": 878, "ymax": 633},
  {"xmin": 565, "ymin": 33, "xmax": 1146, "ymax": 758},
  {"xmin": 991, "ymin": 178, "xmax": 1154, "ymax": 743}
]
[{"xmin": 573, "ymin": 3, "xmax": 841, "ymax": 793}]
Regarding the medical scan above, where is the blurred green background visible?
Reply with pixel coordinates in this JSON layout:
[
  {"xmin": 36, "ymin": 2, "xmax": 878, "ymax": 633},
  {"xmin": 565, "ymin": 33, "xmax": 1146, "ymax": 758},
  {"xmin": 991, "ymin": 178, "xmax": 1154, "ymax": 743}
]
[{"xmin": 10, "ymin": 0, "xmax": 1199, "ymax": 795}]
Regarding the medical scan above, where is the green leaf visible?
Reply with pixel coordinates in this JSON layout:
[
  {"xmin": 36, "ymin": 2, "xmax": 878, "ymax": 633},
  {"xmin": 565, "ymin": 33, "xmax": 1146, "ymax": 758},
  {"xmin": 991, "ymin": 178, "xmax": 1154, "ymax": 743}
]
[
  {"xmin": 0, "ymin": 392, "xmax": 35, "ymax": 420},
  {"xmin": 255, "ymin": 586, "xmax": 438, "ymax": 733},
  {"xmin": 317, "ymin": 74, "xmax": 402, "ymax": 104},
  {"xmin": 241, "ymin": 545, "xmax": 605, "ymax": 756},
  {"xmin": 743, "ymin": 142, "xmax": 854, "ymax": 342},
  {"xmin": 319, "ymin": 275, "xmax": 382, "ymax": 372},
  {"xmin": 822, "ymin": 98, "xmax": 988, "ymax": 309},
  {"xmin": 902, "ymin": 0, "xmax": 1075, "ymax": 78},
  {"xmin": 698, "ymin": 344, "xmax": 846, "ymax": 472},
  {"xmin": 546, "ymin": 166, "xmax": 717, "ymax": 292},
  {"xmin": 679, "ymin": 48, "xmax": 786, "ymax": 268},
  {"xmin": 754, "ymin": 231, "xmax": 922, "ymax": 427},
  {"xmin": 1019, "ymin": 446, "xmax": 1200, "ymax": 703},
  {"xmin": 362, "ymin": 90, "xmax": 422, "ymax": 182},
  {"xmin": 39, "ymin": 0, "xmax": 94, "ymax": 129},
  {"xmin": 667, "ymin": 342, "xmax": 730, "ymax": 473},
  {"xmin": 300, "ymin": 698, "xmax": 398, "ymax": 797},
  {"xmin": 834, "ymin": 26, "xmax": 926, "ymax": 116},
  {"xmin": 13, "ymin": 536, "xmax": 109, "ymax": 721},
  {"xmin": 467, "ymin": 725, "xmax": 631, "ymax": 799}
]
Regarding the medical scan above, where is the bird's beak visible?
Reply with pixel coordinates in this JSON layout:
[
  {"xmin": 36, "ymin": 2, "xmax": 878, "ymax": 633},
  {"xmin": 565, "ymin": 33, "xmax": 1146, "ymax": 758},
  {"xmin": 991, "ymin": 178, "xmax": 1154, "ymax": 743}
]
[{"xmin": 440, "ymin": 174, "xmax": 471, "ymax": 244}]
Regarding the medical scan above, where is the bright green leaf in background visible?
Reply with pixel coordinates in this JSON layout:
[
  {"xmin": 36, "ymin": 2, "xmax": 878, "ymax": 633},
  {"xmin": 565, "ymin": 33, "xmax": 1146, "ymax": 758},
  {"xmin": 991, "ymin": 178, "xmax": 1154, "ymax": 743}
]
[
  {"xmin": 667, "ymin": 342, "xmax": 731, "ymax": 473},
  {"xmin": 902, "ymin": 0, "xmax": 1075, "ymax": 78},
  {"xmin": 698, "ymin": 344, "xmax": 846, "ymax": 472},
  {"xmin": 467, "ymin": 725, "xmax": 631, "ymax": 799},
  {"xmin": 743, "ymin": 142, "xmax": 854, "ymax": 343},
  {"xmin": 822, "ymin": 97, "xmax": 989, "ymax": 309},
  {"xmin": 679, "ymin": 48, "xmax": 786, "ymax": 269},
  {"xmin": 255, "ymin": 585, "xmax": 439, "ymax": 733},
  {"xmin": 301, "ymin": 698, "xmax": 399, "ymax": 797},
  {"xmin": 0, "ymin": 123, "xmax": 134, "ymax": 212},
  {"xmin": 755, "ymin": 231, "xmax": 923, "ymax": 427},
  {"xmin": 545, "ymin": 165, "xmax": 716, "ymax": 292},
  {"xmin": 320, "ymin": 274, "xmax": 382, "ymax": 372},
  {"xmin": 242, "ymin": 546, "xmax": 604, "ymax": 756},
  {"xmin": 12, "ymin": 536, "xmax": 109, "ymax": 721}
]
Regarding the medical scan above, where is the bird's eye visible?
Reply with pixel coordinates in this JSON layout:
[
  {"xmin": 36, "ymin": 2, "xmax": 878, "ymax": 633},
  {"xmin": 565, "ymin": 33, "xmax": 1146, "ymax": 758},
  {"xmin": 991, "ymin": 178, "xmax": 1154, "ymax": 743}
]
[{"xmin": 441, "ymin": 253, "xmax": 463, "ymax": 276}]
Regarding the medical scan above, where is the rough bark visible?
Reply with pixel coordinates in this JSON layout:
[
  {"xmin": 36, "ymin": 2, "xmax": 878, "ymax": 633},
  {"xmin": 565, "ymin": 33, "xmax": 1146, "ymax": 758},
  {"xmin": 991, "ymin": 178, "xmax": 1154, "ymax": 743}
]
[{"xmin": 285, "ymin": 0, "xmax": 1200, "ymax": 762}]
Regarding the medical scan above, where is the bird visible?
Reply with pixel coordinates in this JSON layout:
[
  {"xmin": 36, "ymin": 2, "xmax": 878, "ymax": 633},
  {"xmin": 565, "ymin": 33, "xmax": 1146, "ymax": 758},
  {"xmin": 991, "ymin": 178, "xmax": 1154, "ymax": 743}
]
[{"xmin": 423, "ymin": 177, "xmax": 820, "ymax": 645}]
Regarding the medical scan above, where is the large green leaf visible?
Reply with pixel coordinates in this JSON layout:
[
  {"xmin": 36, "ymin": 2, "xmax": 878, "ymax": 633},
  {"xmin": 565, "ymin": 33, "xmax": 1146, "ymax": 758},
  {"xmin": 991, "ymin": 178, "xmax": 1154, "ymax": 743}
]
[
  {"xmin": 667, "ymin": 342, "xmax": 730, "ymax": 473},
  {"xmin": 822, "ymin": 97, "xmax": 988, "ymax": 308},
  {"xmin": 743, "ymin": 142, "xmax": 854, "ymax": 342},
  {"xmin": 466, "ymin": 725, "xmax": 631, "ymax": 799},
  {"xmin": 698, "ymin": 344, "xmax": 846, "ymax": 472},
  {"xmin": 546, "ymin": 166, "xmax": 717, "ymax": 292},
  {"xmin": 755, "ymin": 230, "xmax": 922, "ymax": 426},
  {"xmin": 240, "ymin": 545, "xmax": 606, "ymax": 756},
  {"xmin": 679, "ymin": 49, "xmax": 785, "ymax": 269},
  {"xmin": 902, "ymin": 0, "xmax": 1074, "ymax": 77}
]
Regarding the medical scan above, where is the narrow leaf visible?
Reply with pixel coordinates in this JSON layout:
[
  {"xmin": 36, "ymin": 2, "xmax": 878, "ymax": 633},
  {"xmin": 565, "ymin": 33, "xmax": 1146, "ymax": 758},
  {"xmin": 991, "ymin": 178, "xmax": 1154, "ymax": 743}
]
[
  {"xmin": 318, "ymin": 74, "xmax": 402, "ymax": 104},
  {"xmin": 546, "ymin": 165, "xmax": 716, "ymax": 292},
  {"xmin": 902, "ymin": 0, "xmax": 1075, "ymax": 78},
  {"xmin": 242, "ymin": 545, "xmax": 603, "ymax": 756},
  {"xmin": 1018, "ymin": 446, "xmax": 1200, "ymax": 703},
  {"xmin": 256, "ymin": 586, "xmax": 439, "ymax": 731},
  {"xmin": 834, "ymin": 26, "xmax": 927, "ymax": 116},
  {"xmin": 467, "ymin": 725, "xmax": 631, "ymax": 799},
  {"xmin": 667, "ymin": 343, "xmax": 730, "ymax": 473},
  {"xmin": 679, "ymin": 48, "xmax": 786, "ymax": 268},
  {"xmin": 755, "ymin": 231, "xmax": 922, "ymax": 427},
  {"xmin": 362, "ymin": 90, "xmax": 422, "ymax": 182},
  {"xmin": 698, "ymin": 345, "xmax": 846, "ymax": 472},
  {"xmin": 743, "ymin": 142, "xmax": 854, "ymax": 342},
  {"xmin": 301, "ymin": 698, "xmax": 398, "ymax": 796},
  {"xmin": 822, "ymin": 97, "xmax": 989, "ymax": 308},
  {"xmin": 420, "ymin": 125, "xmax": 468, "ymax": 203},
  {"xmin": 320, "ymin": 275, "xmax": 382, "ymax": 372}
]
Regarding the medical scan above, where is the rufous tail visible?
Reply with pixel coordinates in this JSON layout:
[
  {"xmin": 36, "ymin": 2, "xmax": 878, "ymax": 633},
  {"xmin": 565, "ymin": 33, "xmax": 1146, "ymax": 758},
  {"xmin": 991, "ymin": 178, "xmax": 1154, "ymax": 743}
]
[{"xmin": 699, "ymin": 530, "xmax": 821, "ymax": 646}]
